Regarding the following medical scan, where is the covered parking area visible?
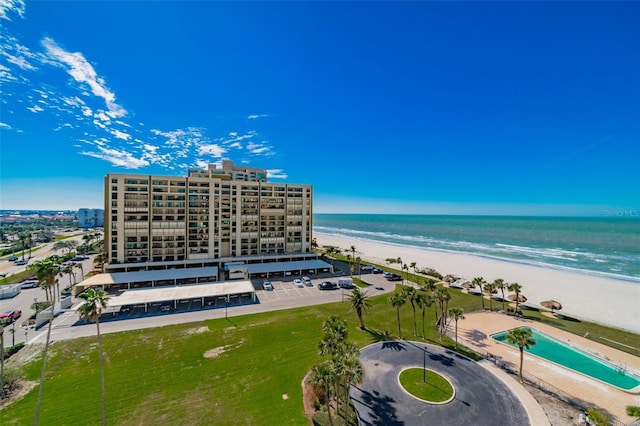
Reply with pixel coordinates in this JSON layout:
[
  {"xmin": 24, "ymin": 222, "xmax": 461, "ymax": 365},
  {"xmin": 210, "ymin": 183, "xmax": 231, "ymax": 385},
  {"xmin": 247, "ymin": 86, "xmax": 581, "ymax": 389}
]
[
  {"xmin": 73, "ymin": 266, "xmax": 219, "ymax": 295},
  {"xmin": 100, "ymin": 280, "xmax": 256, "ymax": 317},
  {"xmin": 245, "ymin": 259, "xmax": 333, "ymax": 279}
]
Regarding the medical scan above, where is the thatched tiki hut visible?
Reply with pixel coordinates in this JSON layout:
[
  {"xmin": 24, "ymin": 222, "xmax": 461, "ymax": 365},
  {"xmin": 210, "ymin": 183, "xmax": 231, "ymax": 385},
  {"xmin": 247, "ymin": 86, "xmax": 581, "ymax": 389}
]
[{"xmin": 540, "ymin": 300, "xmax": 562, "ymax": 314}]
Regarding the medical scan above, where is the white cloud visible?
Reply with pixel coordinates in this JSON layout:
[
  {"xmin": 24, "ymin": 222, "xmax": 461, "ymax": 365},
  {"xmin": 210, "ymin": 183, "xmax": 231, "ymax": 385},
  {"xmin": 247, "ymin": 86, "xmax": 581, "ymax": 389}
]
[
  {"xmin": 41, "ymin": 37, "xmax": 126, "ymax": 118},
  {"xmin": 110, "ymin": 129, "xmax": 131, "ymax": 140},
  {"xmin": 198, "ymin": 144, "xmax": 226, "ymax": 157},
  {"xmin": 228, "ymin": 142, "xmax": 242, "ymax": 149},
  {"xmin": 27, "ymin": 104, "xmax": 43, "ymax": 113},
  {"xmin": 247, "ymin": 114, "xmax": 270, "ymax": 120},
  {"xmin": 5, "ymin": 52, "xmax": 36, "ymax": 71},
  {"xmin": 0, "ymin": 0, "xmax": 25, "ymax": 21},
  {"xmin": 0, "ymin": 121, "xmax": 11, "ymax": 129},
  {"xmin": 267, "ymin": 169, "xmax": 288, "ymax": 179},
  {"xmin": 250, "ymin": 147, "xmax": 269, "ymax": 154},
  {"xmin": 93, "ymin": 110, "xmax": 111, "ymax": 123},
  {"xmin": 81, "ymin": 106, "xmax": 93, "ymax": 116},
  {"xmin": 80, "ymin": 146, "xmax": 149, "ymax": 169}
]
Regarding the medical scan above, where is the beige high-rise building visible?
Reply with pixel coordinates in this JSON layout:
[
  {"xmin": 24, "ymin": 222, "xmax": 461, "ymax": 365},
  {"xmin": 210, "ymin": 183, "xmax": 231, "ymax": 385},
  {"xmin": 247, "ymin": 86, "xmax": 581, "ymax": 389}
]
[{"xmin": 104, "ymin": 161, "xmax": 314, "ymax": 274}]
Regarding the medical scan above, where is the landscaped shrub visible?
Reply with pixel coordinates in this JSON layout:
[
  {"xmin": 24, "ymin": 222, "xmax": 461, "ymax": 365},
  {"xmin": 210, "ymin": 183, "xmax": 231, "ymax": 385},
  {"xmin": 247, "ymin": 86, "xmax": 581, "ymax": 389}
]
[{"xmin": 587, "ymin": 408, "xmax": 610, "ymax": 426}]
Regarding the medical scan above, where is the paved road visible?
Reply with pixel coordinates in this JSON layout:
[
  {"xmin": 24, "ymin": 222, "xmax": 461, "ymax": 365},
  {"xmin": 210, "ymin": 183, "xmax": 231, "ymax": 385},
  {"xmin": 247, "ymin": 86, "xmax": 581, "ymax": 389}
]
[{"xmin": 351, "ymin": 341, "xmax": 530, "ymax": 426}]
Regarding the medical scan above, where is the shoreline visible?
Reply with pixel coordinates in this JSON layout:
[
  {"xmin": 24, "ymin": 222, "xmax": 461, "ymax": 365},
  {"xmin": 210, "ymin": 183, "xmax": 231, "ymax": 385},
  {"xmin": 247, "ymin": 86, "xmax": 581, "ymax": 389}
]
[{"xmin": 315, "ymin": 233, "xmax": 640, "ymax": 333}]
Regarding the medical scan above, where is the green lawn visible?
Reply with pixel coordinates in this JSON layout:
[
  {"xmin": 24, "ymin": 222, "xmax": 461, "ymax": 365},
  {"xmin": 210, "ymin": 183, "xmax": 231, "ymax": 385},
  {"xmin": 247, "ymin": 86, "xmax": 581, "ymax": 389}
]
[
  {"xmin": 1, "ymin": 283, "xmax": 638, "ymax": 425},
  {"xmin": 399, "ymin": 368, "xmax": 454, "ymax": 402}
]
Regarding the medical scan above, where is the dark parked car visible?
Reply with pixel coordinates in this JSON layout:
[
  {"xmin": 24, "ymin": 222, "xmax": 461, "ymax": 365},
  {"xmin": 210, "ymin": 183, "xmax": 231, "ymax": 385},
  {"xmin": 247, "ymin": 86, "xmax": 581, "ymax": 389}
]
[
  {"xmin": 372, "ymin": 268, "xmax": 383, "ymax": 274},
  {"xmin": 386, "ymin": 273, "xmax": 402, "ymax": 281},
  {"xmin": 318, "ymin": 281, "xmax": 338, "ymax": 290}
]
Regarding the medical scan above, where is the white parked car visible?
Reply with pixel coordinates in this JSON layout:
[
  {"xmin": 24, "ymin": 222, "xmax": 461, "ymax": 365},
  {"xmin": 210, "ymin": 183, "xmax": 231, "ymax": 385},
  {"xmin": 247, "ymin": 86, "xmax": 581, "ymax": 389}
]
[
  {"xmin": 302, "ymin": 276, "xmax": 313, "ymax": 286},
  {"xmin": 294, "ymin": 279, "xmax": 304, "ymax": 288},
  {"xmin": 262, "ymin": 280, "xmax": 273, "ymax": 291}
]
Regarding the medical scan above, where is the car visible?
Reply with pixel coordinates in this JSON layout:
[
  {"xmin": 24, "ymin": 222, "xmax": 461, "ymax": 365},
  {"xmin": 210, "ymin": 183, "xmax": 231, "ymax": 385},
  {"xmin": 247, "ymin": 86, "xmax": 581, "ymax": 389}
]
[
  {"xmin": 0, "ymin": 310, "xmax": 21, "ymax": 322},
  {"xmin": 19, "ymin": 279, "xmax": 39, "ymax": 289},
  {"xmin": 119, "ymin": 306, "xmax": 131, "ymax": 314},
  {"xmin": 318, "ymin": 281, "xmax": 338, "ymax": 290},
  {"xmin": 262, "ymin": 280, "xmax": 273, "ymax": 291},
  {"xmin": 338, "ymin": 281, "xmax": 355, "ymax": 289},
  {"xmin": 159, "ymin": 304, "xmax": 172, "ymax": 312},
  {"xmin": 8, "ymin": 255, "xmax": 18, "ymax": 261},
  {"xmin": 386, "ymin": 273, "xmax": 402, "ymax": 281},
  {"xmin": 302, "ymin": 276, "xmax": 313, "ymax": 286},
  {"xmin": 372, "ymin": 268, "xmax": 383, "ymax": 274},
  {"xmin": 71, "ymin": 256, "xmax": 89, "ymax": 261},
  {"xmin": 293, "ymin": 279, "xmax": 304, "ymax": 288},
  {"xmin": 383, "ymin": 271, "xmax": 393, "ymax": 278},
  {"xmin": 15, "ymin": 259, "xmax": 28, "ymax": 265},
  {"xmin": 360, "ymin": 265, "xmax": 374, "ymax": 272}
]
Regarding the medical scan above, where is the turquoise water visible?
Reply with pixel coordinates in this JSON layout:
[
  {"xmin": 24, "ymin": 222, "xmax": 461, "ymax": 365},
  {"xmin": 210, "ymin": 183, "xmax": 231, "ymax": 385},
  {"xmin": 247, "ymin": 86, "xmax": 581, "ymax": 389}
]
[
  {"xmin": 491, "ymin": 328, "xmax": 640, "ymax": 391},
  {"xmin": 313, "ymin": 214, "xmax": 640, "ymax": 282}
]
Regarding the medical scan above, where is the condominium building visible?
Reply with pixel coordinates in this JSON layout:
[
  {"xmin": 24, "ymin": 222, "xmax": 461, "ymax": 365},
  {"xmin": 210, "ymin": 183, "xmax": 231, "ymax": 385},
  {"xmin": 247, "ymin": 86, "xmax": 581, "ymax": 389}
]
[
  {"xmin": 77, "ymin": 208, "xmax": 104, "ymax": 228},
  {"xmin": 103, "ymin": 161, "xmax": 315, "ymax": 275}
]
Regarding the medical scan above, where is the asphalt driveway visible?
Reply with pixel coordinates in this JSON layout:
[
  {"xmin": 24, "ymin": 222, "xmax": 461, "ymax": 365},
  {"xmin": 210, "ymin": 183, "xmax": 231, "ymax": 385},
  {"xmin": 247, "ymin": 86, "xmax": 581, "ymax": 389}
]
[{"xmin": 351, "ymin": 341, "xmax": 530, "ymax": 426}]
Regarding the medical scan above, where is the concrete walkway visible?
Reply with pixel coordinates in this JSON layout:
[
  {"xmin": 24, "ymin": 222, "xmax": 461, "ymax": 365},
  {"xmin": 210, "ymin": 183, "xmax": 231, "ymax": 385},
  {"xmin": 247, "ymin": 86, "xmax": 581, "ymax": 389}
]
[{"xmin": 351, "ymin": 341, "xmax": 533, "ymax": 425}]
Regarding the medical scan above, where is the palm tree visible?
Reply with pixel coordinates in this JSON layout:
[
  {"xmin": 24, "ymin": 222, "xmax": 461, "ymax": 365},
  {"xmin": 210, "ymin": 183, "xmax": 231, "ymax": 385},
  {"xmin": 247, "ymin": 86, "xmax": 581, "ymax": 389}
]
[
  {"xmin": 388, "ymin": 292, "xmax": 406, "ymax": 339},
  {"xmin": 19, "ymin": 231, "xmax": 31, "ymax": 261},
  {"xmin": 78, "ymin": 288, "xmax": 110, "ymax": 426},
  {"xmin": 422, "ymin": 280, "xmax": 438, "ymax": 320},
  {"xmin": 415, "ymin": 291, "xmax": 432, "ymax": 340},
  {"xmin": 350, "ymin": 245, "xmax": 356, "ymax": 276},
  {"xmin": 493, "ymin": 278, "xmax": 506, "ymax": 311},
  {"xmin": 324, "ymin": 246, "xmax": 336, "ymax": 268},
  {"xmin": 348, "ymin": 288, "xmax": 371, "ymax": 330},
  {"xmin": 448, "ymin": 308, "xmax": 465, "ymax": 349},
  {"xmin": 402, "ymin": 286, "xmax": 418, "ymax": 336},
  {"xmin": 309, "ymin": 362, "xmax": 335, "ymax": 426},
  {"xmin": 508, "ymin": 282, "xmax": 523, "ymax": 311},
  {"xmin": 472, "ymin": 277, "xmax": 486, "ymax": 310},
  {"xmin": 0, "ymin": 323, "xmax": 4, "ymax": 399},
  {"xmin": 505, "ymin": 327, "xmax": 536, "ymax": 383},
  {"xmin": 75, "ymin": 262, "xmax": 85, "ymax": 282},
  {"xmin": 410, "ymin": 262, "xmax": 417, "ymax": 276},
  {"xmin": 355, "ymin": 256, "xmax": 361, "ymax": 278},
  {"xmin": 435, "ymin": 288, "xmax": 452, "ymax": 339},
  {"xmin": 338, "ymin": 346, "xmax": 364, "ymax": 420},
  {"xmin": 31, "ymin": 258, "xmax": 61, "ymax": 425},
  {"xmin": 318, "ymin": 316, "xmax": 348, "ymax": 357},
  {"xmin": 483, "ymin": 281, "xmax": 496, "ymax": 312},
  {"xmin": 402, "ymin": 263, "xmax": 409, "ymax": 285}
]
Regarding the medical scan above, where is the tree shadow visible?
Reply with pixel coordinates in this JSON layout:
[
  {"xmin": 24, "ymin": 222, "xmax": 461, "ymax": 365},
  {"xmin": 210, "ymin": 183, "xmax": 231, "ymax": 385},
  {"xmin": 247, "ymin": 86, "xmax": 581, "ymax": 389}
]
[
  {"xmin": 355, "ymin": 387, "xmax": 404, "ymax": 426},
  {"xmin": 428, "ymin": 353, "xmax": 455, "ymax": 367},
  {"xmin": 381, "ymin": 341, "xmax": 406, "ymax": 351},
  {"xmin": 366, "ymin": 329, "xmax": 393, "ymax": 343},
  {"xmin": 463, "ymin": 329, "xmax": 489, "ymax": 348}
]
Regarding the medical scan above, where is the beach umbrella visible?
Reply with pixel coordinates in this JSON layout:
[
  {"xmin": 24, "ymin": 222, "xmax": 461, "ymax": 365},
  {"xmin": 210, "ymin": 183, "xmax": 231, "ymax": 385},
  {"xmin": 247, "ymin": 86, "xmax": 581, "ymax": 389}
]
[
  {"xmin": 541, "ymin": 300, "xmax": 562, "ymax": 313},
  {"xmin": 508, "ymin": 294, "xmax": 527, "ymax": 303}
]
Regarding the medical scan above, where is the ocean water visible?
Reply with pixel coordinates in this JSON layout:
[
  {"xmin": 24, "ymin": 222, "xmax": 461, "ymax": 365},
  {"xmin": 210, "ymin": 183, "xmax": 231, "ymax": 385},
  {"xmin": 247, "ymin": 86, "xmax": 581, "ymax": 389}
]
[{"xmin": 313, "ymin": 214, "xmax": 640, "ymax": 283}]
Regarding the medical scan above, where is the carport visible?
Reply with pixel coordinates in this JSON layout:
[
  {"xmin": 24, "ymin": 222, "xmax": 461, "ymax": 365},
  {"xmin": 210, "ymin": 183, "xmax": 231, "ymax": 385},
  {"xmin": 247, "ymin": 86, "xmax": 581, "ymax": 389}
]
[
  {"xmin": 73, "ymin": 266, "xmax": 219, "ymax": 295},
  {"xmin": 103, "ymin": 280, "xmax": 256, "ymax": 313},
  {"xmin": 245, "ymin": 259, "xmax": 332, "ymax": 279}
]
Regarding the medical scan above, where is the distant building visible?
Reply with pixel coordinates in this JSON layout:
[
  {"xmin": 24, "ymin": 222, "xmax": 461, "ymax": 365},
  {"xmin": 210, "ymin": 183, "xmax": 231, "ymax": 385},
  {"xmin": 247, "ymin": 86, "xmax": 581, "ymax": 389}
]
[{"xmin": 78, "ymin": 208, "xmax": 104, "ymax": 228}]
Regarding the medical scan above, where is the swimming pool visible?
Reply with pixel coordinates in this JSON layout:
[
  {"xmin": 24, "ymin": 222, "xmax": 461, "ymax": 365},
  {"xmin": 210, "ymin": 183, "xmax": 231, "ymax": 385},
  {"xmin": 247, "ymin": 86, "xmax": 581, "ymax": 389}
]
[{"xmin": 491, "ymin": 327, "xmax": 640, "ymax": 392}]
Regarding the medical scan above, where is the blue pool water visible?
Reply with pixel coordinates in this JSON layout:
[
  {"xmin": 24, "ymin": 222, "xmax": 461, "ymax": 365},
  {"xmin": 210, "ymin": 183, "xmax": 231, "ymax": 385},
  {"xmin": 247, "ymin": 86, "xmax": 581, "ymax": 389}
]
[{"xmin": 491, "ymin": 328, "xmax": 640, "ymax": 392}]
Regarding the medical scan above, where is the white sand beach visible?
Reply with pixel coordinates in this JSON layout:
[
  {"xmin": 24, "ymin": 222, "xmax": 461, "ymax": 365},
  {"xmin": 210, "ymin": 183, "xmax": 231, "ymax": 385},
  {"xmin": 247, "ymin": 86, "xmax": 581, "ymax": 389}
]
[{"xmin": 316, "ymin": 234, "xmax": 640, "ymax": 333}]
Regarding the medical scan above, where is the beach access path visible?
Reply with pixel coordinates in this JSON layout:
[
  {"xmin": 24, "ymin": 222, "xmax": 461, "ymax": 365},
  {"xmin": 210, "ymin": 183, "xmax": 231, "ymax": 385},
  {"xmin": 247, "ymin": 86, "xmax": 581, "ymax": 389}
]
[{"xmin": 315, "ymin": 234, "xmax": 640, "ymax": 333}]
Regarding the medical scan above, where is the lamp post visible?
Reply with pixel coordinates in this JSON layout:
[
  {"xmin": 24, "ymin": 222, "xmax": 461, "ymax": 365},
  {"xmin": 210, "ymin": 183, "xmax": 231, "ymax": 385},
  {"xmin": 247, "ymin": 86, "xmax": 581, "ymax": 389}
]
[{"xmin": 423, "ymin": 345, "xmax": 427, "ymax": 382}]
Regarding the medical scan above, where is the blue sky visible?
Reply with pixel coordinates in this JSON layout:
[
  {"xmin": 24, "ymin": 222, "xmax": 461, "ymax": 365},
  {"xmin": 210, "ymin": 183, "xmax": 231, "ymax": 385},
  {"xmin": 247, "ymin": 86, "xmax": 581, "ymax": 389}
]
[{"xmin": 0, "ymin": 1, "xmax": 638, "ymax": 216}]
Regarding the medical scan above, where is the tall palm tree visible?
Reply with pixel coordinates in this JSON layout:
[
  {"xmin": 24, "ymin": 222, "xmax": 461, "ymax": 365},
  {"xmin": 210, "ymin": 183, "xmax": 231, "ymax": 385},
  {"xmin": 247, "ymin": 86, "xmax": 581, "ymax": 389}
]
[
  {"xmin": 422, "ymin": 280, "xmax": 438, "ymax": 320},
  {"xmin": 355, "ymin": 256, "xmax": 361, "ymax": 278},
  {"xmin": 78, "ymin": 288, "xmax": 110, "ymax": 426},
  {"xmin": 325, "ymin": 246, "xmax": 336, "ymax": 268},
  {"xmin": 448, "ymin": 308, "xmax": 465, "ymax": 349},
  {"xmin": 19, "ymin": 231, "xmax": 31, "ymax": 261},
  {"xmin": 472, "ymin": 276, "xmax": 486, "ymax": 310},
  {"xmin": 30, "ymin": 258, "xmax": 61, "ymax": 425},
  {"xmin": 350, "ymin": 245, "xmax": 356, "ymax": 276},
  {"xmin": 415, "ymin": 291, "xmax": 432, "ymax": 340},
  {"xmin": 493, "ymin": 278, "xmax": 506, "ymax": 311},
  {"xmin": 434, "ymin": 288, "xmax": 451, "ymax": 340},
  {"xmin": 410, "ymin": 262, "xmax": 417, "ymax": 276},
  {"xmin": 402, "ymin": 286, "xmax": 418, "ymax": 336},
  {"xmin": 309, "ymin": 362, "xmax": 335, "ymax": 426},
  {"xmin": 75, "ymin": 262, "xmax": 85, "ymax": 282},
  {"xmin": 0, "ymin": 323, "xmax": 4, "ymax": 399},
  {"xmin": 388, "ymin": 292, "xmax": 406, "ymax": 339},
  {"xmin": 508, "ymin": 282, "xmax": 523, "ymax": 311},
  {"xmin": 339, "ymin": 346, "xmax": 364, "ymax": 421},
  {"xmin": 402, "ymin": 263, "xmax": 409, "ymax": 285},
  {"xmin": 348, "ymin": 288, "xmax": 371, "ymax": 330},
  {"xmin": 483, "ymin": 281, "xmax": 496, "ymax": 312},
  {"xmin": 318, "ymin": 316, "xmax": 348, "ymax": 357},
  {"xmin": 505, "ymin": 327, "xmax": 536, "ymax": 383}
]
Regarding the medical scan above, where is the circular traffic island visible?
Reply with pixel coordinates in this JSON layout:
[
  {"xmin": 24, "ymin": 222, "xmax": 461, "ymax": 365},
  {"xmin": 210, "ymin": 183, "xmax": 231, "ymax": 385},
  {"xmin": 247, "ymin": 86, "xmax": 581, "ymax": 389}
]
[{"xmin": 399, "ymin": 368, "xmax": 455, "ymax": 404}]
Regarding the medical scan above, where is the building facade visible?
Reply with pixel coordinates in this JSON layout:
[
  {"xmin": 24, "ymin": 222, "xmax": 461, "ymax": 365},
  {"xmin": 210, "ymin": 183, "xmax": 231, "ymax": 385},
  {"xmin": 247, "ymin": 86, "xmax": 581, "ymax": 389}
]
[
  {"xmin": 77, "ymin": 208, "xmax": 104, "ymax": 228},
  {"xmin": 104, "ymin": 161, "xmax": 314, "ymax": 273}
]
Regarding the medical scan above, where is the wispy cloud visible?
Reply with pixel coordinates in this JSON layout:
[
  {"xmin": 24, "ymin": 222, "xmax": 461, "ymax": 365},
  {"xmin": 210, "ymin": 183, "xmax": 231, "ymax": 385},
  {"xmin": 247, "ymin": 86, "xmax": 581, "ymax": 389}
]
[
  {"xmin": 42, "ymin": 37, "xmax": 126, "ymax": 118},
  {"xmin": 0, "ymin": 0, "xmax": 25, "ymax": 21},
  {"xmin": 0, "ymin": 121, "xmax": 11, "ymax": 129},
  {"xmin": 27, "ymin": 104, "xmax": 43, "ymax": 113},
  {"xmin": 198, "ymin": 144, "xmax": 226, "ymax": 157},
  {"xmin": 80, "ymin": 146, "xmax": 149, "ymax": 169},
  {"xmin": 267, "ymin": 169, "xmax": 288, "ymax": 179},
  {"xmin": 247, "ymin": 114, "xmax": 270, "ymax": 120}
]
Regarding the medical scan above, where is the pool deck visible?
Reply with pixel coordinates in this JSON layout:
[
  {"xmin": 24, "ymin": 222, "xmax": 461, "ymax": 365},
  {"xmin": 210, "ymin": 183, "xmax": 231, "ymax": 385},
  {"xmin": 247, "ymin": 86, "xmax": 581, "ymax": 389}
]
[{"xmin": 454, "ymin": 312, "xmax": 640, "ymax": 424}]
